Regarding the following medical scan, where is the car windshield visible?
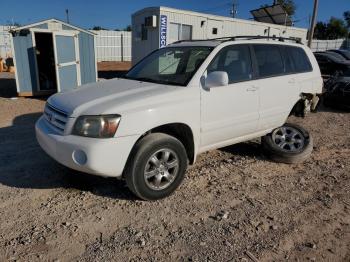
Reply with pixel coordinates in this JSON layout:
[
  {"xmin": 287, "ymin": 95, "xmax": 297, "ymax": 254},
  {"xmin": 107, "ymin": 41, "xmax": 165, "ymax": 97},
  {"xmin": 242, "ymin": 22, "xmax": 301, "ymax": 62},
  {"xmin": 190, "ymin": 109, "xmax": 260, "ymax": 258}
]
[{"xmin": 125, "ymin": 46, "xmax": 213, "ymax": 86}]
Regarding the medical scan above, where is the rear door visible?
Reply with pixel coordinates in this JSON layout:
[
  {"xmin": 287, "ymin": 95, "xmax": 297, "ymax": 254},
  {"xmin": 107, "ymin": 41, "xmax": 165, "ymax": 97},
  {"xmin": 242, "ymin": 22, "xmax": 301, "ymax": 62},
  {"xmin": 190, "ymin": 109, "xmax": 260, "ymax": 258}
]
[
  {"xmin": 53, "ymin": 32, "xmax": 81, "ymax": 92},
  {"xmin": 251, "ymin": 44, "xmax": 299, "ymax": 131}
]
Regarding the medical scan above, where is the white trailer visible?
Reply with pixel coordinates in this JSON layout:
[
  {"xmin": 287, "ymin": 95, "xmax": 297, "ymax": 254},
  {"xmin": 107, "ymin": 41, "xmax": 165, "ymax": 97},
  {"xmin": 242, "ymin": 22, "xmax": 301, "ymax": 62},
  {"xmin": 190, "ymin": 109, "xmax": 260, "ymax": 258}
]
[{"xmin": 132, "ymin": 6, "xmax": 308, "ymax": 64}]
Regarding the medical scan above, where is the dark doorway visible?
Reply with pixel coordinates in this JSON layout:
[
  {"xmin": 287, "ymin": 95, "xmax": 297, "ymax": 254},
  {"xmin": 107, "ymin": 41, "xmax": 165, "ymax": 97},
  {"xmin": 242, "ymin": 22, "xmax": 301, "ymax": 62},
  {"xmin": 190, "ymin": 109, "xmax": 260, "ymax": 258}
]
[{"xmin": 34, "ymin": 32, "xmax": 57, "ymax": 91}]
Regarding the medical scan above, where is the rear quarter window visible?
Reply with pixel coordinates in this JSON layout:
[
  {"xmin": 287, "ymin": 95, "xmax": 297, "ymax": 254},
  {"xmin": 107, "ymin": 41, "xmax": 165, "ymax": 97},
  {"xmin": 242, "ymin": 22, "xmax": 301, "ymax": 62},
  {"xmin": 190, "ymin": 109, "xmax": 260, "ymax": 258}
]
[{"xmin": 288, "ymin": 46, "xmax": 313, "ymax": 73}]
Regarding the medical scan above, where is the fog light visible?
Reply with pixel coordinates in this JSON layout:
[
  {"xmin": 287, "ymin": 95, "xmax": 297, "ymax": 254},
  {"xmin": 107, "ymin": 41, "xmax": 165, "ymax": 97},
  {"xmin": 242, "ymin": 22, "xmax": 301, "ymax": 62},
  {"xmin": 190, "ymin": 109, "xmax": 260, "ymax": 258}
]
[{"xmin": 72, "ymin": 150, "xmax": 87, "ymax": 166}]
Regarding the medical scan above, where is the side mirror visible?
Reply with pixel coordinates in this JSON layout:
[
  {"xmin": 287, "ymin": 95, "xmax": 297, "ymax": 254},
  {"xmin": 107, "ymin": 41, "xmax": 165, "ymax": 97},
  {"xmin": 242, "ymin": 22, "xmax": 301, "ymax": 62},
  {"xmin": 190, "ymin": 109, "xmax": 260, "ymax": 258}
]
[{"xmin": 205, "ymin": 71, "xmax": 229, "ymax": 89}]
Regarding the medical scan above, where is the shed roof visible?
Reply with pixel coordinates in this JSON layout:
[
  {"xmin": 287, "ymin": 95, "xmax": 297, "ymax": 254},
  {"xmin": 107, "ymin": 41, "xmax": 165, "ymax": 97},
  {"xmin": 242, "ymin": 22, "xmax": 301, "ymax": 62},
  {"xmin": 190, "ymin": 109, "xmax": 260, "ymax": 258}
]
[{"xmin": 11, "ymin": 18, "xmax": 95, "ymax": 36}]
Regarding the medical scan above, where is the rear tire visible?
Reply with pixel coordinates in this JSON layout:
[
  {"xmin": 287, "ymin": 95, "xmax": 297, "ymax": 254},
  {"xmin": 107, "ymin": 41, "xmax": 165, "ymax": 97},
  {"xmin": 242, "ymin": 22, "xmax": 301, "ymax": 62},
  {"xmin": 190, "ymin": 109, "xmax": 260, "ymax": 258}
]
[
  {"xmin": 262, "ymin": 123, "xmax": 313, "ymax": 164},
  {"xmin": 124, "ymin": 133, "xmax": 188, "ymax": 201}
]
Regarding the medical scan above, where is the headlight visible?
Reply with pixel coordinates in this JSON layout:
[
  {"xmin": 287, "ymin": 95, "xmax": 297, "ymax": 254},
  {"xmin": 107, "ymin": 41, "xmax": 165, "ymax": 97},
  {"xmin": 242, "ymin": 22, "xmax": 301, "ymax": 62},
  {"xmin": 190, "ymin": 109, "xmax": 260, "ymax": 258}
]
[{"xmin": 72, "ymin": 115, "xmax": 121, "ymax": 138}]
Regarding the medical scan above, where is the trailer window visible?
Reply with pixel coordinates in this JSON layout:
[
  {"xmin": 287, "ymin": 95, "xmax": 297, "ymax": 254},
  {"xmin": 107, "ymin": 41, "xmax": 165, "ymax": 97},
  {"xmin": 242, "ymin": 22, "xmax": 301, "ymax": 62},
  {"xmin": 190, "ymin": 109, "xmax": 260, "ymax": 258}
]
[{"xmin": 169, "ymin": 23, "xmax": 192, "ymax": 43}]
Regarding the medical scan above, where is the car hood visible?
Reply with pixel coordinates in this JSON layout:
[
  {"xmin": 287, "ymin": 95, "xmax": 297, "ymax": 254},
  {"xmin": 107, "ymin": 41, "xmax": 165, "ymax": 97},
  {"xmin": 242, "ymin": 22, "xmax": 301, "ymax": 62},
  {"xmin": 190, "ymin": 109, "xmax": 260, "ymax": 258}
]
[{"xmin": 48, "ymin": 78, "xmax": 180, "ymax": 117}]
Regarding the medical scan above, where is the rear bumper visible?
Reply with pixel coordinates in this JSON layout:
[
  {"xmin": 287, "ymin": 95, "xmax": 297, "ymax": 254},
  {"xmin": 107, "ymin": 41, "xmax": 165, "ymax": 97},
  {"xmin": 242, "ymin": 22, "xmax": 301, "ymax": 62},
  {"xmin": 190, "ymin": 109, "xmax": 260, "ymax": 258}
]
[{"xmin": 35, "ymin": 116, "xmax": 139, "ymax": 177}]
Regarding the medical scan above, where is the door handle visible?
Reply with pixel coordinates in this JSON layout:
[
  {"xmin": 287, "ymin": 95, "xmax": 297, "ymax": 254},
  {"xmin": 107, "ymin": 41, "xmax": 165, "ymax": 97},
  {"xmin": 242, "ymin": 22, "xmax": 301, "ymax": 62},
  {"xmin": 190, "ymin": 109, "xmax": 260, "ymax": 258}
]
[
  {"xmin": 288, "ymin": 78, "xmax": 296, "ymax": 84},
  {"xmin": 246, "ymin": 86, "xmax": 259, "ymax": 92}
]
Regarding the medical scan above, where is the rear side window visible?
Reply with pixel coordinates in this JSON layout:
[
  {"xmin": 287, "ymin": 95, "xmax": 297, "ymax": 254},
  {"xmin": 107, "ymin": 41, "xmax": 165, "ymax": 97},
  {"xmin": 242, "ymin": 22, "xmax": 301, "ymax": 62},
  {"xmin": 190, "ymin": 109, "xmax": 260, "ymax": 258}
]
[
  {"xmin": 288, "ymin": 47, "xmax": 313, "ymax": 73},
  {"xmin": 208, "ymin": 44, "xmax": 252, "ymax": 83},
  {"xmin": 253, "ymin": 45, "xmax": 284, "ymax": 78}
]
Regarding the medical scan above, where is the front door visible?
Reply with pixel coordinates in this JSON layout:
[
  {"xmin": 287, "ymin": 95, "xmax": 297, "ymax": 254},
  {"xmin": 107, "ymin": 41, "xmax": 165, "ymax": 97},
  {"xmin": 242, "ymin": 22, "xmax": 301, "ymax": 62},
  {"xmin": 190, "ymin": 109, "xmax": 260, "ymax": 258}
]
[
  {"xmin": 53, "ymin": 32, "xmax": 81, "ymax": 92},
  {"xmin": 200, "ymin": 44, "xmax": 260, "ymax": 149}
]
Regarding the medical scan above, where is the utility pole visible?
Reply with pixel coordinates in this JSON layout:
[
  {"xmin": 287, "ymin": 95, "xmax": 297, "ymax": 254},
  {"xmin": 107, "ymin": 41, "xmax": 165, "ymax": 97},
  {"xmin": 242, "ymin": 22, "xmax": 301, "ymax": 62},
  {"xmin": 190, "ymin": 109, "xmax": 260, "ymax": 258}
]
[
  {"xmin": 231, "ymin": 0, "xmax": 238, "ymax": 18},
  {"xmin": 308, "ymin": 0, "xmax": 319, "ymax": 47},
  {"xmin": 65, "ymin": 9, "xmax": 70, "ymax": 24}
]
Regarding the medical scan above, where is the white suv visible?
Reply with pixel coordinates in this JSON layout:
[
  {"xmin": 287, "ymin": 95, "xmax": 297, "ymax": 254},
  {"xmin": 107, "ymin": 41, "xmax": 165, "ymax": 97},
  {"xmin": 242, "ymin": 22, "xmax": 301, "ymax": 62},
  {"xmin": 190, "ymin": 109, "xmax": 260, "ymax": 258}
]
[{"xmin": 36, "ymin": 37, "xmax": 323, "ymax": 200}]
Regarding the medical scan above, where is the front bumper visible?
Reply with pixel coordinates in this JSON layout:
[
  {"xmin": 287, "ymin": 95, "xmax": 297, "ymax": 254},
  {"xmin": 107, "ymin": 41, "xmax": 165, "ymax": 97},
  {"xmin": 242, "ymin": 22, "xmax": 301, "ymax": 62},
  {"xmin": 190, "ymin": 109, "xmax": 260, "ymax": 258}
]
[{"xmin": 35, "ymin": 116, "xmax": 139, "ymax": 177}]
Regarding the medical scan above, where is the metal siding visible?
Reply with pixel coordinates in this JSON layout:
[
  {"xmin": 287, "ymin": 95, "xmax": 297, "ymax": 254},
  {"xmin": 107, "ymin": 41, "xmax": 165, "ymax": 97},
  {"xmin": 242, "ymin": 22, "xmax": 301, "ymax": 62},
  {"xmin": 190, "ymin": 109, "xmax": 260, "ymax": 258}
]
[
  {"xmin": 132, "ymin": 7, "xmax": 310, "ymax": 64},
  {"xmin": 78, "ymin": 32, "xmax": 96, "ymax": 84},
  {"xmin": 12, "ymin": 33, "xmax": 37, "ymax": 92},
  {"xmin": 91, "ymin": 30, "xmax": 132, "ymax": 62},
  {"xmin": 132, "ymin": 8, "xmax": 161, "ymax": 64}
]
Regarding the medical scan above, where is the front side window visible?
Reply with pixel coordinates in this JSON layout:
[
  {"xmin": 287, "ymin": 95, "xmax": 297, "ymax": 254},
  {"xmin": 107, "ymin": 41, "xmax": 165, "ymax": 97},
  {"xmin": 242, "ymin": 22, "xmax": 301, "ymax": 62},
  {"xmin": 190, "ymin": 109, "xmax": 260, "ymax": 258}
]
[
  {"xmin": 125, "ymin": 46, "xmax": 213, "ymax": 86},
  {"xmin": 253, "ymin": 44, "xmax": 284, "ymax": 78},
  {"xmin": 207, "ymin": 45, "xmax": 252, "ymax": 83}
]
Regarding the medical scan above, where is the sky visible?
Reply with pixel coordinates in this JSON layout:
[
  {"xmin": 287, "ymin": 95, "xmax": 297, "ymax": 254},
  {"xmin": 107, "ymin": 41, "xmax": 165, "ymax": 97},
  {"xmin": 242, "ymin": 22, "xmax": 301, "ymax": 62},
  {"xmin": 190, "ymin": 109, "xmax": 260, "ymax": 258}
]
[{"xmin": 1, "ymin": 0, "xmax": 349, "ymax": 30}]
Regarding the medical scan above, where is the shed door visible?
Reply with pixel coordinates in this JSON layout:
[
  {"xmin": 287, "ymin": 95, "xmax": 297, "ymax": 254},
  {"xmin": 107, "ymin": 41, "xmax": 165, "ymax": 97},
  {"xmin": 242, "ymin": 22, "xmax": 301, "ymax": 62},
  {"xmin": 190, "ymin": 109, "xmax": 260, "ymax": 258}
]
[{"xmin": 53, "ymin": 32, "xmax": 81, "ymax": 92}]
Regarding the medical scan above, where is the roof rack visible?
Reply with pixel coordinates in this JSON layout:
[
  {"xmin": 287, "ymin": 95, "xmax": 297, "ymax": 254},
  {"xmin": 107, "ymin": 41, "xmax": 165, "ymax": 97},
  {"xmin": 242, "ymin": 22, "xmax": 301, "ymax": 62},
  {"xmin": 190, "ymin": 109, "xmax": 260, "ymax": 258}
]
[{"xmin": 173, "ymin": 35, "xmax": 303, "ymax": 45}]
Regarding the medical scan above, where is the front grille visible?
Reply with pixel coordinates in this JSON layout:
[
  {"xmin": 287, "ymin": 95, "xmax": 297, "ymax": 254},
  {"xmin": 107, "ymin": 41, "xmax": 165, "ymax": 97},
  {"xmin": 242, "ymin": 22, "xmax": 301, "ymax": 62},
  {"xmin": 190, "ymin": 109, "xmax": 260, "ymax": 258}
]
[{"xmin": 44, "ymin": 103, "xmax": 68, "ymax": 134}]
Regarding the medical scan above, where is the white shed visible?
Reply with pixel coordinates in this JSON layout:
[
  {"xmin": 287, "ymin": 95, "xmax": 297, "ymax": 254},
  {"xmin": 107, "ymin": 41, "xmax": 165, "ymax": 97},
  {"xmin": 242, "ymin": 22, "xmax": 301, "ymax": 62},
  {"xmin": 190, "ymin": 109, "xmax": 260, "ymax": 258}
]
[{"xmin": 132, "ymin": 6, "xmax": 308, "ymax": 64}]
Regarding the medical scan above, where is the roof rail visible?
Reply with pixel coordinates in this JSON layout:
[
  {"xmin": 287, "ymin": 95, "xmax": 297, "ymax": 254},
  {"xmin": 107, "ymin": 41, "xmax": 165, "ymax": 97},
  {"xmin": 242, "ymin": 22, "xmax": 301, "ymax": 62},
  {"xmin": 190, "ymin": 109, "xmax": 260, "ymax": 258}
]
[{"xmin": 173, "ymin": 35, "xmax": 303, "ymax": 45}]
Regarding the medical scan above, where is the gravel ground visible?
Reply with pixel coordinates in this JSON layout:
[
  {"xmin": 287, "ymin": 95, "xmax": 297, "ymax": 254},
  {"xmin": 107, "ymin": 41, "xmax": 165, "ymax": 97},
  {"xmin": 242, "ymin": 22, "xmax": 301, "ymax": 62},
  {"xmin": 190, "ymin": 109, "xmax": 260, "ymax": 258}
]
[{"xmin": 0, "ymin": 75, "xmax": 349, "ymax": 261}]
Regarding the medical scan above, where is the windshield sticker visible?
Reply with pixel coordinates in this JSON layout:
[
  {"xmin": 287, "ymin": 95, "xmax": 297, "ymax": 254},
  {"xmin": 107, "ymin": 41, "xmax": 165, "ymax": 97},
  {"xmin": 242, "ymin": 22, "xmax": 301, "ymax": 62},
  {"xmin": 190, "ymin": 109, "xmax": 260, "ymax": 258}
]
[{"xmin": 160, "ymin": 15, "xmax": 167, "ymax": 48}]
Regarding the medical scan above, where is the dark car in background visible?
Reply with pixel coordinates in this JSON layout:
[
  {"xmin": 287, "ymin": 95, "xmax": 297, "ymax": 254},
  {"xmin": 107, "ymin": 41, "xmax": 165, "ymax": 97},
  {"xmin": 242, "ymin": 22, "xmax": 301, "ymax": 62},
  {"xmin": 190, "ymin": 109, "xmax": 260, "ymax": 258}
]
[
  {"xmin": 327, "ymin": 49, "xmax": 350, "ymax": 61},
  {"xmin": 314, "ymin": 51, "xmax": 350, "ymax": 77},
  {"xmin": 323, "ymin": 74, "xmax": 350, "ymax": 109},
  {"xmin": 314, "ymin": 50, "xmax": 350, "ymax": 110}
]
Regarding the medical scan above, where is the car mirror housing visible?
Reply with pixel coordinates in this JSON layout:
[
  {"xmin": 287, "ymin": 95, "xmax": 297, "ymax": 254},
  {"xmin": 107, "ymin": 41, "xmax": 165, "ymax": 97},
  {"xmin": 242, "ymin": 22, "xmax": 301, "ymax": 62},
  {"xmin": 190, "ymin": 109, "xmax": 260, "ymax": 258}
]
[{"xmin": 205, "ymin": 71, "xmax": 229, "ymax": 89}]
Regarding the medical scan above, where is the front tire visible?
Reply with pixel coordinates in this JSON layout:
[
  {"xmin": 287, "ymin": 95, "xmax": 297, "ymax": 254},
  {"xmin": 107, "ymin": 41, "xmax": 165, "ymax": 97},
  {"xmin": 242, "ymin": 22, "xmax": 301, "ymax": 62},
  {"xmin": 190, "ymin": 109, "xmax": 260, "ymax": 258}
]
[
  {"xmin": 262, "ymin": 123, "xmax": 313, "ymax": 164},
  {"xmin": 125, "ymin": 133, "xmax": 188, "ymax": 201}
]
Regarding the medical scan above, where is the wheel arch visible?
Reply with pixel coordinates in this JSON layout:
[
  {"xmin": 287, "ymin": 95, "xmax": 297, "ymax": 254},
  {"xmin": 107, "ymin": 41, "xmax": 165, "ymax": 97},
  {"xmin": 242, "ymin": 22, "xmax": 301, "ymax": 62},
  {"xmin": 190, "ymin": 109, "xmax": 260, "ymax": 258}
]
[
  {"xmin": 289, "ymin": 93, "xmax": 320, "ymax": 118},
  {"xmin": 127, "ymin": 123, "xmax": 196, "ymax": 167}
]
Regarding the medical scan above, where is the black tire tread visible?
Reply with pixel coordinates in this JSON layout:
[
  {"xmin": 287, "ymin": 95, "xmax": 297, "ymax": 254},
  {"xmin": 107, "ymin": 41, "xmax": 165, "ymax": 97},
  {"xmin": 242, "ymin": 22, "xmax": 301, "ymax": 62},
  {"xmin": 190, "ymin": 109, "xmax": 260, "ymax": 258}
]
[
  {"xmin": 124, "ymin": 133, "xmax": 188, "ymax": 201},
  {"xmin": 262, "ymin": 123, "xmax": 313, "ymax": 164}
]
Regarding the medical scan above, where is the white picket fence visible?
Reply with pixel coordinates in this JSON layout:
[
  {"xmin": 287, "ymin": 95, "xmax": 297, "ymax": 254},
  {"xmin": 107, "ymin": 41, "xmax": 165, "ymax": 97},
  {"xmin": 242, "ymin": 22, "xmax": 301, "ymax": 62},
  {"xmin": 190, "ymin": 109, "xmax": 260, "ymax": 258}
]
[
  {"xmin": 91, "ymin": 30, "xmax": 132, "ymax": 62},
  {"xmin": 0, "ymin": 26, "xmax": 14, "ymax": 59},
  {"xmin": 310, "ymin": 39, "xmax": 350, "ymax": 51}
]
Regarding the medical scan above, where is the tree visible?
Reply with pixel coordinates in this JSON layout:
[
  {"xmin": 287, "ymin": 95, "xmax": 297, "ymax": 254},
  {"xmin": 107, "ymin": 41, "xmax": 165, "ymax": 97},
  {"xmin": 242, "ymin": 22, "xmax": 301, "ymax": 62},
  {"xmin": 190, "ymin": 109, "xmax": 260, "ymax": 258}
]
[
  {"xmin": 275, "ymin": 0, "xmax": 296, "ymax": 17},
  {"xmin": 314, "ymin": 22, "xmax": 327, "ymax": 39},
  {"xmin": 326, "ymin": 17, "xmax": 348, "ymax": 39},
  {"xmin": 91, "ymin": 26, "xmax": 107, "ymax": 31},
  {"xmin": 261, "ymin": 0, "xmax": 296, "ymax": 17},
  {"xmin": 124, "ymin": 25, "xmax": 132, "ymax": 32},
  {"xmin": 114, "ymin": 25, "xmax": 132, "ymax": 32},
  {"xmin": 313, "ymin": 18, "xmax": 348, "ymax": 39},
  {"xmin": 344, "ymin": 11, "xmax": 350, "ymax": 29}
]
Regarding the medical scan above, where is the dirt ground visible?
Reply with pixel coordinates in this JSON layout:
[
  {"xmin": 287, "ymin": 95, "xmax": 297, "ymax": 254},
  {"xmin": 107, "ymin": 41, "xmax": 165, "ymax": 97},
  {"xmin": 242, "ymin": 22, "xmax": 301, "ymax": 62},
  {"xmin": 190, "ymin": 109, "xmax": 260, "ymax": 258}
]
[
  {"xmin": 97, "ymin": 61, "xmax": 132, "ymax": 72},
  {"xmin": 97, "ymin": 62, "xmax": 132, "ymax": 80},
  {"xmin": 0, "ymin": 73, "xmax": 349, "ymax": 261}
]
